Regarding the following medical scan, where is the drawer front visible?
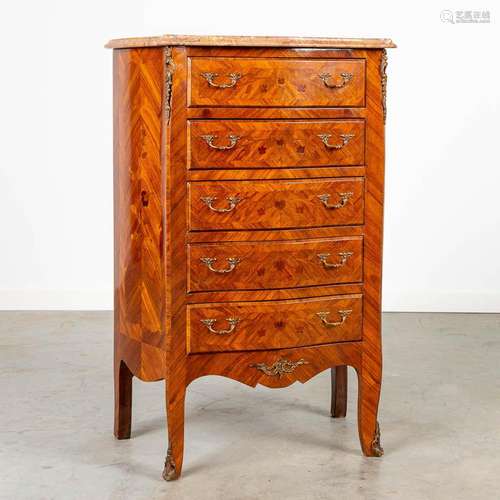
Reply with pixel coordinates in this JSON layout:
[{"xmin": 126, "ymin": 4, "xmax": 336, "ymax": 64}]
[
  {"xmin": 189, "ymin": 58, "xmax": 365, "ymax": 107},
  {"xmin": 189, "ymin": 178, "xmax": 364, "ymax": 230},
  {"xmin": 188, "ymin": 120, "xmax": 365, "ymax": 169},
  {"xmin": 187, "ymin": 295, "xmax": 363, "ymax": 353},
  {"xmin": 188, "ymin": 237, "xmax": 362, "ymax": 292}
]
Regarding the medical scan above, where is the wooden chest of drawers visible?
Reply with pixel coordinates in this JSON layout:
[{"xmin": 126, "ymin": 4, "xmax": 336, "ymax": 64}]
[{"xmin": 107, "ymin": 34, "xmax": 395, "ymax": 481}]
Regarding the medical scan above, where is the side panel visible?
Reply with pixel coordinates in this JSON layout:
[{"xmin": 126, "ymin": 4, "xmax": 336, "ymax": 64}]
[{"xmin": 113, "ymin": 48, "xmax": 165, "ymax": 381}]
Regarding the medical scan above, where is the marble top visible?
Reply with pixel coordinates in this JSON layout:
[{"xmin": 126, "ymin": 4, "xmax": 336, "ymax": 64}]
[{"xmin": 105, "ymin": 34, "xmax": 396, "ymax": 49}]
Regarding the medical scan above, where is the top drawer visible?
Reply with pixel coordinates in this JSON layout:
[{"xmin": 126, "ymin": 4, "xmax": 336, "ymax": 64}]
[{"xmin": 188, "ymin": 58, "xmax": 365, "ymax": 107}]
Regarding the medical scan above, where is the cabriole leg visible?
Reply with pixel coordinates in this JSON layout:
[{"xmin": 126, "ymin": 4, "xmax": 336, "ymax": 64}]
[
  {"xmin": 355, "ymin": 360, "xmax": 383, "ymax": 457},
  {"xmin": 330, "ymin": 365, "xmax": 348, "ymax": 418},
  {"xmin": 114, "ymin": 359, "xmax": 133, "ymax": 439},
  {"xmin": 163, "ymin": 382, "xmax": 186, "ymax": 481}
]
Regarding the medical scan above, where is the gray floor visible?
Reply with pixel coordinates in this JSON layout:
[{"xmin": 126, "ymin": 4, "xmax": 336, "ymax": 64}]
[{"xmin": 1, "ymin": 312, "xmax": 499, "ymax": 500}]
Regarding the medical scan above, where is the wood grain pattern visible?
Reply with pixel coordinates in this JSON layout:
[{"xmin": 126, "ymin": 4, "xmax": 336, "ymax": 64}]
[
  {"xmin": 189, "ymin": 178, "xmax": 364, "ymax": 230},
  {"xmin": 188, "ymin": 57, "xmax": 365, "ymax": 107},
  {"xmin": 188, "ymin": 120, "xmax": 365, "ymax": 169},
  {"xmin": 106, "ymin": 34, "xmax": 396, "ymax": 49},
  {"xmin": 111, "ymin": 42, "xmax": 391, "ymax": 480},
  {"xmin": 188, "ymin": 237, "xmax": 363, "ymax": 292},
  {"xmin": 187, "ymin": 47, "xmax": 372, "ymax": 60},
  {"xmin": 114, "ymin": 47, "xmax": 164, "ymax": 345},
  {"xmin": 187, "ymin": 225, "xmax": 364, "ymax": 243},
  {"xmin": 187, "ymin": 107, "xmax": 367, "ymax": 120},
  {"xmin": 187, "ymin": 294, "xmax": 363, "ymax": 353},
  {"xmin": 187, "ymin": 284, "xmax": 363, "ymax": 305},
  {"xmin": 188, "ymin": 166, "xmax": 366, "ymax": 181}
]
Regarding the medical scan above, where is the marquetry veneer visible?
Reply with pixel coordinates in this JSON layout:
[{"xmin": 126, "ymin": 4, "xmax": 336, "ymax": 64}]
[
  {"xmin": 189, "ymin": 178, "xmax": 365, "ymax": 230},
  {"xmin": 107, "ymin": 34, "xmax": 395, "ymax": 481}
]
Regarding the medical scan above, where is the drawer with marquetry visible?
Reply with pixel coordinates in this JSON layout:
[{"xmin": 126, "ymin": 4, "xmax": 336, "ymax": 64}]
[
  {"xmin": 187, "ymin": 294, "xmax": 363, "ymax": 353},
  {"xmin": 188, "ymin": 57, "xmax": 366, "ymax": 107},
  {"xmin": 188, "ymin": 237, "xmax": 363, "ymax": 292},
  {"xmin": 188, "ymin": 177, "xmax": 364, "ymax": 231},
  {"xmin": 188, "ymin": 120, "xmax": 365, "ymax": 169}
]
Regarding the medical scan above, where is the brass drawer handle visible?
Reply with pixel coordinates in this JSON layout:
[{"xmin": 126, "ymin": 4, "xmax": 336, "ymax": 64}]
[
  {"xmin": 317, "ymin": 251, "xmax": 353, "ymax": 269},
  {"xmin": 201, "ymin": 317, "xmax": 240, "ymax": 335},
  {"xmin": 249, "ymin": 358, "xmax": 309, "ymax": 378},
  {"xmin": 200, "ymin": 257, "xmax": 241, "ymax": 274},
  {"xmin": 318, "ymin": 133, "xmax": 355, "ymax": 149},
  {"xmin": 200, "ymin": 195, "xmax": 242, "ymax": 213},
  {"xmin": 201, "ymin": 72, "xmax": 242, "ymax": 88},
  {"xmin": 316, "ymin": 310, "xmax": 352, "ymax": 328},
  {"xmin": 317, "ymin": 192, "xmax": 353, "ymax": 209},
  {"xmin": 201, "ymin": 134, "xmax": 240, "ymax": 150},
  {"xmin": 318, "ymin": 72, "xmax": 353, "ymax": 89}
]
